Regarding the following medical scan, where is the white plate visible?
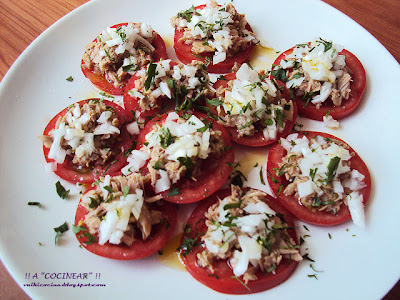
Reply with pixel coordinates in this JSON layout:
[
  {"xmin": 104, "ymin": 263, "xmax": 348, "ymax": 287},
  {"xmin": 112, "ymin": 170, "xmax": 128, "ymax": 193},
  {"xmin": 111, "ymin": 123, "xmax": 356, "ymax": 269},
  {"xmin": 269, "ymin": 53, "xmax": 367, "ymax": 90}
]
[{"xmin": 0, "ymin": 0, "xmax": 399, "ymax": 299}]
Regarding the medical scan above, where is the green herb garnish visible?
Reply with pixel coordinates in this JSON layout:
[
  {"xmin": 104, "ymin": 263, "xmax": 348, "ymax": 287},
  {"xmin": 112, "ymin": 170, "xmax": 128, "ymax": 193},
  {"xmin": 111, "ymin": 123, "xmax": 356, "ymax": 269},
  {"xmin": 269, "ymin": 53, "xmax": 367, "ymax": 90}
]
[
  {"xmin": 144, "ymin": 62, "xmax": 157, "ymax": 90},
  {"xmin": 231, "ymin": 276, "xmax": 251, "ymax": 291},
  {"xmin": 152, "ymin": 160, "xmax": 164, "ymax": 170},
  {"xmin": 325, "ymin": 156, "xmax": 341, "ymax": 184},
  {"xmin": 168, "ymin": 186, "xmax": 181, "ymax": 197},
  {"xmin": 55, "ymin": 181, "xmax": 70, "ymax": 199},
  {"xmin": 54, "ymin": 221, "xmax": 69, "ymax": 245}
]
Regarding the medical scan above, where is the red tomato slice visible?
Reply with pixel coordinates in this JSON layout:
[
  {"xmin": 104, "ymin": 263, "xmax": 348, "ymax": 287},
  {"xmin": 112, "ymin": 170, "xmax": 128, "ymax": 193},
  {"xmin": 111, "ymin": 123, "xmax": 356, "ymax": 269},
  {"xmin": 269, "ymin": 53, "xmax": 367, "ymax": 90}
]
[
  {"xmin": 266, "ymin": 131, "xmax": 371, "ymax": 226},
  {"xmin": 81, "ymin": 23, "xmax": 167, "ymax": 95},
  {"xmin": 137, "ymin": 112, "xmax": 234, "ymax": 204},
  {"xmin": 173, "ymin": 5, "xmax": 255, "ymax": 74},
  {"xmin": 213, "ymin": 73, "xmax": 298, "ymax": 147},
  {"xmin": 42, "ymin": 99, "xmax": 135, "ymax": 184},
  {"xmin": 180, "ymin": 188, "xmax": 299, "ymax": 294},
  {"xmin": 273, "ymin": 47, "xmax": 366, "ymax": 120},
  {"xmin": 74, "ymin": 188, "xmax": 177, "ymax": 260}
]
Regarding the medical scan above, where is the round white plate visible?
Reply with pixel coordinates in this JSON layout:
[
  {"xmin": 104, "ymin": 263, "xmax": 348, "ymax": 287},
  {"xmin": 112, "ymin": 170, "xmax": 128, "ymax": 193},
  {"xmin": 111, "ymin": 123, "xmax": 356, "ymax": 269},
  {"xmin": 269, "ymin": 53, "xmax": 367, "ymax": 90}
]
[{"xmin": 0, "ymin": 0, "xmax": 399, "ymax": 299}]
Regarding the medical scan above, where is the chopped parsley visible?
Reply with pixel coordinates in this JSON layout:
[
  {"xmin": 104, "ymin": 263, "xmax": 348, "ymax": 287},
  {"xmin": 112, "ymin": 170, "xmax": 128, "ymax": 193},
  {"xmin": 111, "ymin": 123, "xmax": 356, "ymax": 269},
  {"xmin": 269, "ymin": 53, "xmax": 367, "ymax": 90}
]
[
  {"xmin": 122, "ymin": 64, "xmax": 140, "ymax": 72},
  {"xmin": 168, "ymin": 186, "xmax": 181, "ymax": 197},
  {"xmin": 72, "ymin": 225, "xmax": 97, "ymax": 245},
  {"xmin": 302, "ymin": 253, "xmax": 315, "ymax": 262},
  {"xmin": 144, "ymin": 62, "xmax": 157, "ymax": 90},
  {"xmin": 152, "ymin": 160, "xmax": 164, "ymax": 170},
  {"xmin": 318, "ymin": 37, "xmax": 333, "ymax": 52},
  {"xmin": 230, "ymin": 169, "xmax": 247, "ymax": 187},
  {"xmin": 159, "ymin": 127, "xmax": 175, "ymax": 148},
  {"xmin": 223, "ymin": 199, "xmax": 242, "ymax": 210},
  {"xmin": 259, "ymin": 166, "xmax": 265, "ymax": 185},
  {"xmin": 271, "ymin": 66, "xmax": 287, "ymax": 82},
  {"xmin": 231, "ymin": 276, "xmax": 251, "ymax": 292},
  {"xmin": 123, "ymin": 186, "xmax": 130, "ymax": 197},
  {"xmin": 66, "ymin": 76, "xmax": 73, "ymax": 82},
  {"xmin": 177, "ymin": 5, "xmax": 196, "ymax": 22},
  {"xmin": 27, "ymin": 202, "xmax": 42, "ymax": 208},
  {"xmin": 206, "ymin": 98, "xmax": 223, "ymax": 106},
  {"xmin": 55, "ymin": 181, "xmax": 70, "ymax": 199},
  {"xmin": 54, "ymin": 221, "xmax": 69, "ymax": 245},
  {"xmin": 325, "ymin": 156, "xmax": 341, "ymax": 184}
]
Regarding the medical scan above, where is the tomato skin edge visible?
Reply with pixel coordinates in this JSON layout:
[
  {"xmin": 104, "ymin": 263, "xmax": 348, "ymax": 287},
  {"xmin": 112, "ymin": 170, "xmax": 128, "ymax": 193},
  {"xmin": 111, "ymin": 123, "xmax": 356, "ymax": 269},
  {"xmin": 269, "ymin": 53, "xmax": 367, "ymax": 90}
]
[
  {"xmin": 273, "ymin": 47, "xmax": 366, "ymax": 121},
  {"xmin": 74, "ymin": 188, "xmax": 177, "ymax": 260},
  {"xmin": 180, "ymin": 188, "xmax": 299, "ymax": 294},
  {"xmin": 266, "ymin": 131, "xmax": 371, "ymax": 226}
]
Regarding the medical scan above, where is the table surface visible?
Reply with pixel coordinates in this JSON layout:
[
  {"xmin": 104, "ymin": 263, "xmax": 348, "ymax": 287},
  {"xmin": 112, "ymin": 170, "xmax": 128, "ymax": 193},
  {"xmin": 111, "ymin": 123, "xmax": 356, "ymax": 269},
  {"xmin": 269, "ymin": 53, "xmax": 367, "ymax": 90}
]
[{"xmin": 0, "ymin": 0, "xmax": 399, "ymax": 299}]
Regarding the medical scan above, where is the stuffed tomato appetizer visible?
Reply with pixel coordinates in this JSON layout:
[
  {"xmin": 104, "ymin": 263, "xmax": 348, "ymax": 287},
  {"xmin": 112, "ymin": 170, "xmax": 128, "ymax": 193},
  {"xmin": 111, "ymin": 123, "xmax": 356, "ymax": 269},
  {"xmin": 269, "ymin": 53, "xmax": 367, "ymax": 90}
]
[
  {"xmin": 74, "ymin": 173, "xmax": 177, "ymax": 260},
  {"xmin": 179, "ymin": 186, "xmax": 302, "ymax": 294},
  {"xmin": 124, "ymin": 59, "xmax": 212, "ymax": 122},
  {"xmin": 82, "ymin": 22, "xmax": 167, "ymax": 95},
  {"xmin": 267, "ymin": 131, "xmax": 371, "ymax": 227},
  {"xmin": 171, "ymin": 0, "xmax": 257, "ymax": 73},
  {"xmin": 41, "ymin": 99, "xmax": 135, "ymax": 183},
  {"xmin": 272, "ymin": 38, "xmax": 366, "ymax": 121},
  {"xmin": 212, "ymin": 63, "xmax": 297, "ymax": 147},
  {"xmin": 121, "ymin": 111, "xmax": 234, "ymax": 204}
]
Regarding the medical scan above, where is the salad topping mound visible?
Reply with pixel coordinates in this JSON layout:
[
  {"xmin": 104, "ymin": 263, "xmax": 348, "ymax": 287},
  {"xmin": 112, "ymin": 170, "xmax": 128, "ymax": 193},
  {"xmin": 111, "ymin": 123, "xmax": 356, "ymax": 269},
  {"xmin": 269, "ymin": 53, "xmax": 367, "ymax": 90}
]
[
  {"xmin": 198, "ymin": 186, "xmax": 302, "ymax": 284},
  {"xmin": 275, "ymin": 38, "xmax": 351, "ymax": 108},
  {"xmin": 83, "ymin": 22, "xmax": 157, "ymax": 88},
  {"xmin": 81, "ymin": 173, "xmax": 163, "ymax": 246},
  {"xmin": 42, "ymin": 100, "xmax": 121, "ymax": 167},
  {"xmin": 277, "ymin": 133, "xmax": 367, "ymax": 226},
  {"xmin": 171, "ymin": 0, "xmax": 257, "ymax": 65},
  {"xmin": 123, "ymin": 112, "xmax": 225, "ymax": 193},
  {"xmin": 215, "ymin": 63, "xmax": 294, "ymax": 139},
  {"xmin": 128, "ymin": 60, "xmax": 212, "ymax": 112}
]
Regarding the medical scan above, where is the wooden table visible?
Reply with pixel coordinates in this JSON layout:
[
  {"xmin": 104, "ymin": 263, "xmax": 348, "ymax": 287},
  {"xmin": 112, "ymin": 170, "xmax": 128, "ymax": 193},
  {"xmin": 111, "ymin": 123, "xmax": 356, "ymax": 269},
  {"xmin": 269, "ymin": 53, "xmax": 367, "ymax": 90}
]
[{"xmin": 0, "ymin": 0, "xmax": 398, "ymax": 299}]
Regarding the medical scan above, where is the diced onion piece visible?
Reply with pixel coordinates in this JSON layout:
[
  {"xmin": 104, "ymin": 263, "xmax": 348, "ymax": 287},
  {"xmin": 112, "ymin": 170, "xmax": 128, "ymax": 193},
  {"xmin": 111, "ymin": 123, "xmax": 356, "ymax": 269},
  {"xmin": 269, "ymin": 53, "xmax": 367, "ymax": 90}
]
[
  {"xmin": 155, "ymin": 170, "xmax": 171, "ymax": 193},
  {"xmin": 346, "ymin": 191, "xmax": 365, "ymax": 228}
]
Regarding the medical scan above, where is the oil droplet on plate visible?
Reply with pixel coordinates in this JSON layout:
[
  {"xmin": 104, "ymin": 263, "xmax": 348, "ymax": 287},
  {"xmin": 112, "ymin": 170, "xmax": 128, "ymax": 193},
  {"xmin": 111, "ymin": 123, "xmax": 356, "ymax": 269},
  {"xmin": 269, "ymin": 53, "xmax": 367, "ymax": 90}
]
[
  {"xmin": 163, "ymin": 35, "xmax": 174, "ymax": 48},
  {"xmin": 249, "ymin": 44, "xmax": 280, "ymax": 71},
  {"xmin": 157, "ymin": 234, "xmax": 185, "ymax": 271},
  {"xmin": 235, "ymin": 149, "xmax": 268, "ymax": 178}
]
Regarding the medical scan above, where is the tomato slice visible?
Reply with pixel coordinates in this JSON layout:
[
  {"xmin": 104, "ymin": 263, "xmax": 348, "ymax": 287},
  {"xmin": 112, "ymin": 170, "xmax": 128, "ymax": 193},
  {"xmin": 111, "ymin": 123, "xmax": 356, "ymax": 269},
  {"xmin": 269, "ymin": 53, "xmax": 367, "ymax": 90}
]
[
  {"xmin": 81, "ymin": 23, "xmax": 167, "ymax": 95},
  {"xmin": 74, "ymin": 188, "xmax": 177, "ymax": 260},
  {"xmin": 213, "ymin": 73, "xmax": 298, "ymax": 147},
  {"xmin": 173, "ymin": 5, "xmax": 255, "ymax": 74},
  {"xmin": 137, "ymin": 112, "xmax": 234, "ymax": 204},
  {"xmin": 42, "ymin": 99, "xmax": 135, "ymax": 184},
  {"xmin": 266, "ymin": 131, "xmax": 371, "ymax": 226},
  {"xmin": 273, "ymin": 47, "xmax": 366, "ymax": 120},
  {"xmin": 180, "ymin": 188, "xmax": 299, "ymax": 294}
]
